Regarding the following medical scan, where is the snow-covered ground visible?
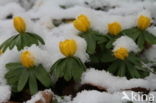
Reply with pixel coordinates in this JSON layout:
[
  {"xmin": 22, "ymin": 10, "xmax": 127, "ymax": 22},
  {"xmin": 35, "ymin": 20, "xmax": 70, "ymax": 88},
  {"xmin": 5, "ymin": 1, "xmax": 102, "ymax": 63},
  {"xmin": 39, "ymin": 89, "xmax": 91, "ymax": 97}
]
[{"xmin": 1, "ymin": 0, "xmax": 156, "ymax": 103}]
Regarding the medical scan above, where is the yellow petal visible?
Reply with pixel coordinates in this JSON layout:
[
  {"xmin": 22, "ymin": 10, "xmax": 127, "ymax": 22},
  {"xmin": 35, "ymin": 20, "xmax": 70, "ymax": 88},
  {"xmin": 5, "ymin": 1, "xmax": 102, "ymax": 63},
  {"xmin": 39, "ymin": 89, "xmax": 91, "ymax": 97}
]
[
  {"xmin": 20, "ymin": 51, "xmax": 35, "ymax": 68},
  {"xmin": 78, "ymin": 15, "xmax": 90, "ymax": 25},
  {"xmin": 0, "ymin": 50, "xmax": 3, "ymax": 55},
  {"xmin": 79, "ymin": 17, "xmax": 90, "ymax": 30},
  {"xmin": 73, "ymin": 14, "xmax": 90, "ymax": 32},
  {"xmin": 69, "ymin": 40, "xmax": 77, "ymax": 56},
  {"xmin": 114, "ymin": 48, "xmax": 129, "ymax": 60},
  {"xmin": 137, "ymin": 15, "xmax": 151, "ymax": 30},
  {"xmin": 108, "ymin": 22, "xmax": 122, "ymax": 35},
  {"xmin": 59, "ymin": 39, "xmax": 77, "ymax": 57},
  {"xmin": 13, "ymin": 16, "xmax": 26, "ymax": 33},
  {"xmin": 73, "ymin": 20, "xmax": 86, "ymax": 32}
]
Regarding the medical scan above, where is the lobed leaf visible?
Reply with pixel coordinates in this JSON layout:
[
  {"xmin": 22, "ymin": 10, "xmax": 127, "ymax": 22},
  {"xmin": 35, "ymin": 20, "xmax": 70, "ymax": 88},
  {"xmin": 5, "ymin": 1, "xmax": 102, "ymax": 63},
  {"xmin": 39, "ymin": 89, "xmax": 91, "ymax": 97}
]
[
  {"xmin": 17, "ymin": 69, "xmax": 29, "ymax": 92},
  {"xmin": 29, "ymin": 71, "xmax": 38, "ymax": 95},
  {"xmin": 35, "ymin": 64, "xmax": 52, "ymax": 87}
]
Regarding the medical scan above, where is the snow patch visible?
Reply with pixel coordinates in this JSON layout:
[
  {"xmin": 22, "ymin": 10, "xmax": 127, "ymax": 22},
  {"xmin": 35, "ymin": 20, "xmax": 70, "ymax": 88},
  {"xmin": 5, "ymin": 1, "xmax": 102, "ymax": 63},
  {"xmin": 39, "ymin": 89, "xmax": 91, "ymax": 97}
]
[
  {"xmin": 81, "ymin": 68, "xmax": 156, "ymax": 92},
  {"xmin": 113, "ymin": 36, "xmax": 139, "ymax": 53}
]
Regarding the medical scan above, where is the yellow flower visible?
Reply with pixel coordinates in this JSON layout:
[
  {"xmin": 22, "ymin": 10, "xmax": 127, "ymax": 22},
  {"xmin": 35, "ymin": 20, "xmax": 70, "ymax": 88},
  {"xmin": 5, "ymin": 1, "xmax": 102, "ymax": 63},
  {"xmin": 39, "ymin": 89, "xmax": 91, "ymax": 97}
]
[
  {"xmin": 137, "ymin": 15, "xmax": 151, "ymax": 30},
  {"xmin": 73, "ymin": 14, "xmax": 90, "ymax": 32},
  {"xmin": 0, "ymin": 50, "xmax": 3, "ymax": 55},
  {"xmin": 108, "ymin": 22, "xmax": 122, "ymax": 35},
  {"xmin": 13, "ymin": 16, "xmax": 26, "ymax": 33},
  {"xmin": 114, "ymin": 48, "xmax": 129, "ymax": 60},
  {"xmin": 20, "ymin": 51, "xmax": 35, "ymax": 68},
  {"xmin": 59, "ymin": 39, "xmax": 77, "ymax": 57}
]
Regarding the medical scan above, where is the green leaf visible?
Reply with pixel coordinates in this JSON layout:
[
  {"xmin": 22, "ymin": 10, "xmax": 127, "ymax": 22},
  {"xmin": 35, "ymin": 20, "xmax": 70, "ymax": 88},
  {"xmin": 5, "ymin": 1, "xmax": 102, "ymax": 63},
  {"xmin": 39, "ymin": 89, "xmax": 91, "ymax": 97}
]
[
  {"xmin": 9, "ymin": 36, "xmax": 18, "ymax": 50},
  {"xmin": 58, "ymin": 59, "xmax": 67, "ymax": 78},
  {"xmin": 122, "ymin": 28, "xmax": 141, "ymax": 40},
  {"xmin": 117, "ymin": 62, "xmax": 126, "ymax": 77},
  {"xmin": 106, "ymin": 39, "xmax": 115, "ymax": 49},
  {"xmin": 90, "ymin": 54, "xmax": 100, "ymax": 63},
  {"xmin": 94, "ymin": 34, "xmax": 107, "ymax": 44},
  {"xmin": 64, "ymin": 58, "xmax": 72, "ymax": 81},
  {"xmin": 0, "ymin": 32, "xmax": 45, "ymax": 52},
  {"xmin": 85, "ymin": 34, "xmax": 96, "ymax": 54},
  {"xmin": 137, "ymin": 34, "xmax": 144, "ymax": 50},
  {"xmin": 50, "ymin": 58, "xmax": 66, "ymax": 79},
  {"xmin": 51, "ymin": 58, "xmax": 69, "ymax": 80},
  {"xmin": 22, "ymin": 33, "xmax": 37, "ymax": 47},
  {"xmin": 35, "ymin": 65, "xmax": 52, "ymax": 87},
  {"xmin": 16, "ymin": 35, "xmax": 23, "ymax": 51},
  {"xmin": 5, "ymin": 67, "xmax": 23, "ymax": 79},
  {"xmin": 17, "ymin": 69, "xmax": 29, "ymax": 92},
  {"xmin": 0, "ymin": 35, "xmax": 17, "ymax": 52},
  {"xmin": 6, "ymin": 63, "xmax": 23, "ymax": 71},
  {"xmin": 75, "ymin": 57, "xmax": 86, "ymax": 70},
  {"xmin": 126, "ymin": 62, "xmax": 141, "ymax": 78},
  {"xmin": 108, "ymin": 61, "xmax": 119, "ymax": 74},
  {"xmin": 71, "ymin": 57, "xmax": 85, "ymax": 81},
  {"xmin": 100, "ymin": 50, "xmax": 116, "ymax": 62},
  {"xmin": 7, "ymin": 72, "xmax": 20, "ymax": 88},
  {"xmin": 7, "ymin": 76, "xmax": 19, "ymax": 85},
  {"xmin": 29, "ymin": 71, "xmax": 38, "ymax": 95},
  {"xmin": 80, "ymin": 30, "xmax": 107, "ymax": 54},
  {"xmin": 50, "ymin": 57, "xmax": 85, "ymax": 82},
  {"xmin": 5, "ymin": 64, "xmax": 23, "ymax": 92},
  {"xmin": 144, "ymin": 31, "xmax": 156, "ymax": 44},
  {"xmin": 28, "ymin": 33, "xmax": 45, "ymax": 45},
  {"xmin": 127, "ymin": 53, "xmax": 141, "ymax": 66}
]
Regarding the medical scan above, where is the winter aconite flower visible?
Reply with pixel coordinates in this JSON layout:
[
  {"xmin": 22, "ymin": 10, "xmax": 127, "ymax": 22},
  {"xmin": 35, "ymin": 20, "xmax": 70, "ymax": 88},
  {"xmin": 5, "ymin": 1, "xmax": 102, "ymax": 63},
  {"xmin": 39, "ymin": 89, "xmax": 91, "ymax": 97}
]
[
  {"xmin": 0, "ymin": 50, "xmax": 3, "ymax": 55},
  {"xmin": 20, "ymin": 51, "xmax": 35, "ymax": 68},
  {"xmin": 13, "ymin": 16, "xmax": 26, "ymax": 33},
  {"xmin": 108, "ymin": 22, "xmax": 122, "ymax": 35},
  {"xmin": 114, "ymin": 48, "xmax": 128, "ymax": 60},
  {"xmin": 59, "ymin": 39, "xmax": 77, "ymax": 57},
  {"xmin": 137, "ymin": 15, "xmax": 151, "ymax": 30},
  {"xmin": 73, "ymin": 14, "xmax": 90, "ymax": 32}
]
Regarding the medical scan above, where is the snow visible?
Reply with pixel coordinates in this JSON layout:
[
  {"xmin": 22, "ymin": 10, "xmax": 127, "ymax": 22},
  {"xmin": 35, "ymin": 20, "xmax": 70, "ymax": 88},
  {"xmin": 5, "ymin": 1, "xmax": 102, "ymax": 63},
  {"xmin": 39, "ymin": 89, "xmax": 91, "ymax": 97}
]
[
  {"xmin": 0, "ymin": 20, "xmax": 16, "ymax": 37},
  {"xmin": 81, "ymin": 68, "xmax": 156, "ymax": 92},
  {"xmin": 150, "ymin": 92, "xmax": 156, "ymax": 103},
  {"xmin": 26, "ymin": 0, "xmax": 145, "ymax": 34},
  {"xmin": 0, "ymin": 85, "xmax": 11, "ymax": 103},
  {"xmin": 45, "ymin": 24, "xmax": 89, "ymax": 64},
  {"xmin": 26, "ymin": 91, "xmax": 45, "ymax": 103},
  {"xmin": 0, "ymin": 0, "xmax": 156, "ymax": 102},
  {"xmin": 72, "ymin": 90, "xmax": 148, "ymax": 103},
  {"xmin": 113, "ymin": 36, "xmax": 140, "ymax": 53},
  {"xmin": 0, "ymin": 2, "xmax": 25, "ymax": 20},
  {"xmin": 73, "ymin": 90, "xmax": 120, "ymax": 103},
  {"xmin": 21, "ymin": 45, "xmax": 53, "ymax": 71},
  {"xmin": 26, "ymin": 89, "xmax": 53, "ymax": 103},
  {"xmin": 144, "ymin": 45, "xmax": 156, "ymax": 62},
  {"xmin": 0, "ymin": 0, "xmax": 18, "ymax": 6},
  {"xmin": 137, "ymin": 10, "xmax": 151, "ymax": 20},
  {"xmin": 147, "ymin": 27, "xmax": 156, "ymax": 37},
  {"xmin": 55, "ymin": 95, "xmax": 71, "ymax": 103},
  {"xmin": 0, "ymin": 48, "xmax": 19, "ymax": 88}
]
